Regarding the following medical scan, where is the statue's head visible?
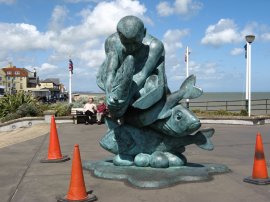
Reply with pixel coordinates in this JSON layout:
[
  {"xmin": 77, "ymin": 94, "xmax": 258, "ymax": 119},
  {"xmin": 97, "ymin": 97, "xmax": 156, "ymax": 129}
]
[{"xmin": 117, "ymin": 16, "xmax": 146, "ymax": 53}]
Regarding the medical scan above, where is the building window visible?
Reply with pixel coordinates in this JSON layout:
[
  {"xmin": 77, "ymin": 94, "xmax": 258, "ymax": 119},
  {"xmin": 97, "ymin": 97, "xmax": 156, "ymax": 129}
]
[
  {"xmin": 8, "ymin": 83, "xmax": 10, "ymax": 87},
  {"xmin": 0, "ymin": 76, "xmax": 2, "ymax": 81},
  {"xmin": 15, "ymin": 71, "xmax": 20, "ymax": 75},
  {"xmin": 7, "ymin": 71, "xmax": 12, "ymax": 75},
  {"xmin": 20, "ymin": 83, "xmax": 23, "ymax": 89},
  {"xmin": 7, "ymin": 76, "xmax": 10, "ymax": 80}
]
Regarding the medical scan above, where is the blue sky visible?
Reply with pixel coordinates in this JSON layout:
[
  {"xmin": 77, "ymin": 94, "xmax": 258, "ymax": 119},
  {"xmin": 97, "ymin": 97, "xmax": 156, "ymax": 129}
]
[{"xmin": 1, "ymin": 0, "xmax": 270, "ymax": 92}]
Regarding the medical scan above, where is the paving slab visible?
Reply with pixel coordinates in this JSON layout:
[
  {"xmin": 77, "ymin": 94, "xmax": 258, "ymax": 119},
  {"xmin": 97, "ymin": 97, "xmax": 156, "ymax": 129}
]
[{"xmin": 0, "ymin": 123, "xmax": 270, "ymax": 202}]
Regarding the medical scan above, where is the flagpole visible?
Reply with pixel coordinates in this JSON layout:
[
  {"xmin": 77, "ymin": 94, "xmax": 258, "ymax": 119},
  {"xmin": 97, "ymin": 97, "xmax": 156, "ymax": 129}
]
[
  {"xmin": 186, "ymin": 46, "xmax": 189, "ymax": 78},
  {"xmin": 186, "ymin": 46, "xmax": 189, "ymax": 108},
  {"xmin": 69, "ymin": 69, "xmax": 72, "ymax": 104}
]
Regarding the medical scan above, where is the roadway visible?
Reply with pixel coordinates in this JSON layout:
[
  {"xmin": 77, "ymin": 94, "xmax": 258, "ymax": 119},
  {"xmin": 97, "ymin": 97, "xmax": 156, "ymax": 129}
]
[{"xmin": 0, "ymin": 123, "xmax": 269, "ymax": 202}]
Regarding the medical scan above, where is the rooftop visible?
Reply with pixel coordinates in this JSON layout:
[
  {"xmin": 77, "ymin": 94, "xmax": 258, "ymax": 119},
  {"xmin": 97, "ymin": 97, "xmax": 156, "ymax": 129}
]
[
  {"xmin": 40, "ymin": 78, "xmax": 60, "ymax": 85},
  {"xmin": 2, "ymin": 66, "xmax": 28, "ymax": 77}
]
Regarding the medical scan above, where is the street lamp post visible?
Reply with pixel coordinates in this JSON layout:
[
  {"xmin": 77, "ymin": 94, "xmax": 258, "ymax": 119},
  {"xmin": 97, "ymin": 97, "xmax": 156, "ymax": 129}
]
[{"xmin": 245, "ymin": 35, "xmax": 255, "ymax": 117}]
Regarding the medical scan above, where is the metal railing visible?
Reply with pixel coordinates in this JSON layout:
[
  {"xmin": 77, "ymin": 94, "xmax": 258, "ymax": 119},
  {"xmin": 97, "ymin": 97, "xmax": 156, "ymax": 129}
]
[{"xmin": 183, "ymin": 99, "xmax": 270, "ymax": 115}]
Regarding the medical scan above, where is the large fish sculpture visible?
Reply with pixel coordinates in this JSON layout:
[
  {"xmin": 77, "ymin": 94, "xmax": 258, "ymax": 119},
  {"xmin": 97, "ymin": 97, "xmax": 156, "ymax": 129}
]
[
  {"xmin": 99, "ymin": 75, "xmax": 215, "ymax": 168},
  {"xmin": 100, "ymin": 118, "xmax": 214, "ymax": 167},
  {"xmin": 125, "ymin": 75, "xmax": 203, "ymax": 132}
]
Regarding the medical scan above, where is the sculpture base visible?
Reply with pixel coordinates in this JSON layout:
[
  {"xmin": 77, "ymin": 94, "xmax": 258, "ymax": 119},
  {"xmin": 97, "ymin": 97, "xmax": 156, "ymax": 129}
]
[{"xmin": 83, "ymin": 158, "xmax": 230, "ymax": 189}]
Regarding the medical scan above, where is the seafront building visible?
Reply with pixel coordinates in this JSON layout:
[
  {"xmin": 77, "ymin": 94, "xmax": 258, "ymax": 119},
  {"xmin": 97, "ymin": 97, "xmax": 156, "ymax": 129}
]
[
  {"xmin": 2, "ymin": 65, "xmax": 28, "ymax": 94},
  {"xmin": 0, "ymin": 64, "xmax": 67, "ymax": 100},
  {"xmin": 38, "ymin": 78, "xmax": 61, "ymax": 99},
  {"xmin": 0, "ymin": 69, "xmax": 6, "ymax": 96}
]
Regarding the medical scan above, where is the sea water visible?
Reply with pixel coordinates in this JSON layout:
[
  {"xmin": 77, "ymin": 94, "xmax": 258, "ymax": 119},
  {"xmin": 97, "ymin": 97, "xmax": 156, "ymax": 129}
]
[
  {"xmin": 75, "ymin": 92, "xmax": 270, "ymax": 115},
  {"xmin": 189, "ymin": 92, "xmax": 270, "ymax": 115},
  {"xmin": 193, "ymin": 92, "xmax": 270, "ymax": 102}
]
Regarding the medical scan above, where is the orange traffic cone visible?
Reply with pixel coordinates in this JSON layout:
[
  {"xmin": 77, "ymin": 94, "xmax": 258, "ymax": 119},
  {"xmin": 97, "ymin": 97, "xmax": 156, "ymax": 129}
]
[
  {"xmin": 41, "ymin": 116, "xmax": 70, "ymax": 163},
  {"xmin": 244, "ymin": 133, "xmax": 270, "ymax": 185},
  {"xmin": 57, "ymin": 144, "xmax": 97, "ymax": 202}
]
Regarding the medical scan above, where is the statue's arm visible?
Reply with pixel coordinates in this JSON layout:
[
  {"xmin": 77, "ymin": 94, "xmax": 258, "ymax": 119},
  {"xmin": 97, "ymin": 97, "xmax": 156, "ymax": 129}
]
[
  {"xmin": 133, "ymin": 39, "xmax": 164, "ymax": 88},
  {"xmin": 105, "ymin": 51, "xmax": 119, "ymax": 94},
  {"xmin": 104, "ymin": 37, "xmax": 119, "ymax": 95}
]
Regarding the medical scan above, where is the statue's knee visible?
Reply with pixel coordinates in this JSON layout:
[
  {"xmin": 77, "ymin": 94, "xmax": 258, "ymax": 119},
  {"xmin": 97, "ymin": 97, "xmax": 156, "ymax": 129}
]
[{"xmin": 124, "ymin": 55, "xmax": 134, "ymax": 64}]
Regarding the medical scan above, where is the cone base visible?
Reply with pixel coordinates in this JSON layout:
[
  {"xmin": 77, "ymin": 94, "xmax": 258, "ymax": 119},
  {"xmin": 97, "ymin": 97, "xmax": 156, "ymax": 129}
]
[
  {"xmin": 40, "ymin": 155, "xmax": 70, "ymax": 163},
  {"xmin": 244, "ymin": 176, "xmax": 270, "ymax": 185},
  {"xmin": 56, "ymin": 192, "xmax": 97, "ymax": 202}
]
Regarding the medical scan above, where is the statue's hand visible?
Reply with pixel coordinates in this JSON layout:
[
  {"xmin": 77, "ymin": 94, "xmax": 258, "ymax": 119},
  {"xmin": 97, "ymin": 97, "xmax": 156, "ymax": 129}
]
[
  {"xmin": 106, "ymin": 94, "xmax": 125, "ymax": 109},
  {"xmin": 133, "ymin": 72, "xmax": 143, "ymax": 87}
]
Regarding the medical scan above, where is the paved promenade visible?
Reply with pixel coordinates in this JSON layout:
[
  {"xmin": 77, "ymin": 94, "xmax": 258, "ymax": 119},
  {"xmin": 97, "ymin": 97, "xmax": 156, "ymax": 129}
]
[{"xmin": 0, "ymin": 123, "xmax": 270, "ymax": 202}]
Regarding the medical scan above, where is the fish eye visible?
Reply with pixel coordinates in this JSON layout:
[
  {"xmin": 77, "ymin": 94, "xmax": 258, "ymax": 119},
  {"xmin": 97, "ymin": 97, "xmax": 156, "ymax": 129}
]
[{"xmin": 175, "ymin": 111, "xmax": 182, "ymax": 121}]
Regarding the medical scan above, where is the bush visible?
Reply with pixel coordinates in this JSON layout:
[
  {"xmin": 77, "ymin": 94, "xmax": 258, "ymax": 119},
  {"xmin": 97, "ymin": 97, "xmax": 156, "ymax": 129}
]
[
  {"xmin": 72, "ymin": 97, "xmax": 88, "ymax": 108},
  {"xmin": 0, "ymin": 112, "xmax": 21, "ymax": 123},
  {"xmin": 49, "ymin": 103, "xmax": 72, "ymax": 116},
  {"xmin": 36, "ymin": 103, "xmax": 50, "ymax": 115},
  {"xmin": 0, "ymin": 92, "xmax": 36, "ymax": 118},
  {"xmin": 240, "ymin": 110, "xmax": 248, "ymax": 116},
  {"xmin": 16, "ymin": 103, "xmax": 40, "ymax": 117},
  {"xmin": 192, "ymin": 109, "xmax": 243, "ymax": 116}
]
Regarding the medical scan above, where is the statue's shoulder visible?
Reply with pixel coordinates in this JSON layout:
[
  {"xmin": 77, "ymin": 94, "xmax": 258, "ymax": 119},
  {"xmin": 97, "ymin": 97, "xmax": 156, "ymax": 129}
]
[
  {"xmin": 144, "ymin": 34, "xmax": 164, "ymax": 51},
  {"xmin": 105, "ymin": 33, "xmax": 121, "ymax": 52},
  {"xmin": 105, "ymin": 33, "xmax": 119, "ymax": 43}
]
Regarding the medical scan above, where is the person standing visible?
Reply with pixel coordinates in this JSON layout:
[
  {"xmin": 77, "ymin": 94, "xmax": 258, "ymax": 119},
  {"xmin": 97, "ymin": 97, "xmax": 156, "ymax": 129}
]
[{"xmin": 83, "ymin": 97, "xmax": 97, "ymax": 124}]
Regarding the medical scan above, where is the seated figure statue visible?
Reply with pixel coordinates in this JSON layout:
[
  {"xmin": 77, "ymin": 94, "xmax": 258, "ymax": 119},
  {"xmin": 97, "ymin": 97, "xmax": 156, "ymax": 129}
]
[
  {"xmin": 97, "ymin": 16, "xmax": 215, "ymax": 168},
  {"xmin": 97, "ymin": 15, "xmax": 166, "ymax": 119}
]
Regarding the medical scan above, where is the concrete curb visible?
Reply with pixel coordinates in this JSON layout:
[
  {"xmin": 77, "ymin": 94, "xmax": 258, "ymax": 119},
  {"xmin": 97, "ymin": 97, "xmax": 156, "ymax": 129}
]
[
  {"xmin": 199, "ymin": 116, "xmax": 270, "ymax": 125},
  {"xmin": 1, "ymin": 115, "xmax": 270, "ymax": 132},
  {"xmin": 0, "ymin": 116, "xmax": 73, "ymax": 132}
]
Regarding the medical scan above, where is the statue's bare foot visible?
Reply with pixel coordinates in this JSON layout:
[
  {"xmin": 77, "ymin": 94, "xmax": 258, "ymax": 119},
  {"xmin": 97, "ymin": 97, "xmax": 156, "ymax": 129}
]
[
  {"xmin": 164, "ymin": 152, "xmax": 187, "ymax": 167},
  {"xmin": 150, "ymin": 151, "xmax": 169, "ymax": 168},
  {"xmin": 113, "ymin": 154, "xmax": 134, "ymax": 166},
  {"xmin": 134, "ymin": 153, "xmax": 151, "ymax": 167}
]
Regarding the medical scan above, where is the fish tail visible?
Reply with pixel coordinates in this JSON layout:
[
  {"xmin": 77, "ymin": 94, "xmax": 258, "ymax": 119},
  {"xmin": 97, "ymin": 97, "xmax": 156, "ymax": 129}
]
[
  {"xmin": 180, "ymin": 75, "xmax": 203, "ymax": 99},
  {"xmin": 194, "ymin": 128, "xmax": 215, "ymax": 150}
]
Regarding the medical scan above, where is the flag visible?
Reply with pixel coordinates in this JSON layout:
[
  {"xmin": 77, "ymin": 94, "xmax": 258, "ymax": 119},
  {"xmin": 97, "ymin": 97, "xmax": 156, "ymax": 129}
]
[
  {"xmin": 69, "ymin": 59, "xmax": 73, "ymax": 74},
  {"xmin": 184, "ymin": 49, "xmax": 190, "ymax": 63},
  {"xmin": 244, "ymin": 44, "xmax": 247, "ymax": 58}
]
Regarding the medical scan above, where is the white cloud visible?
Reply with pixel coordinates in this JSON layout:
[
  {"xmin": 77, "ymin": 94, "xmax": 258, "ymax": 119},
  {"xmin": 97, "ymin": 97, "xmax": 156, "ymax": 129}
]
[
  {"xmin": 49, "ymin": 5, "xmax": 68, "ymax": 32},
  {"xmin": 48, "ymin": 0, "xmax": 149, "ymax": 66},
  {"xmin": 230, "ymin": 48, "xmax": 244, "ymax": 56},
  {"xmin": 166, "ymin": 60, "xmax": 227, "ymax": 91},
  {"xmin": 0, "ymin": 1, "xmax": 151, "ymax": 91},
  {"xmin": 157, "ymin": 0, "xmax": 202, "ymax": 17},
  {"xmin": 33, "ymin": 63, "xmax": 60, "ymax": 79},
  {"xmin": 162, "ymin": 29, "xmax": 190, "ymax": 89},
  {"xmin": 37, "ymin": 63, "xmax": 59, "ymax": 72},
  {"xmin": 261, "ymin": 32, "xmax": 270, "ymax": 41},
  {"xmin": 156, "ymin": 2, "xmax": 174, "ymax": 16},
  {"xmin": 189, "ymin": 61, "xmax": 225, "ymax": 80},
  {"xmin": 80, "ymin": 0, "xmax": 149, "ymax": 37},
  {"xmin": 0, "ymin": 0, "xmax": 15, "ymax": 5},
  {"xmin": 201, "ymin": 19, "xmax": 242, "ymax": 46},
  {"xmin": 163, "ymin": 29, "xmax": 189, "ymax": 56},
  {"xmin": 0, "ymin": 23, "xmax": 51, "ymax": 51}
]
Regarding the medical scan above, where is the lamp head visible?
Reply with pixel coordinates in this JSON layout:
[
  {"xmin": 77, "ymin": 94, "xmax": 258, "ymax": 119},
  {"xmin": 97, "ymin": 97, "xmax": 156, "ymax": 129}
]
[{"xmin": 245, "ymin": 35, "xmax": 255, "ymax": 43}]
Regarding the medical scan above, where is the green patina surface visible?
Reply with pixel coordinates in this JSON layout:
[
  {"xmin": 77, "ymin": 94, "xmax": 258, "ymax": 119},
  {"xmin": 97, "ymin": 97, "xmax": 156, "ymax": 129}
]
[
  {"xmin": 83, "ymin": 159, "xmax": 230, "ymax": 188},
  {"xmin": 94, "ymin": 15, "xmax": 216, "ymax": 169}
]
